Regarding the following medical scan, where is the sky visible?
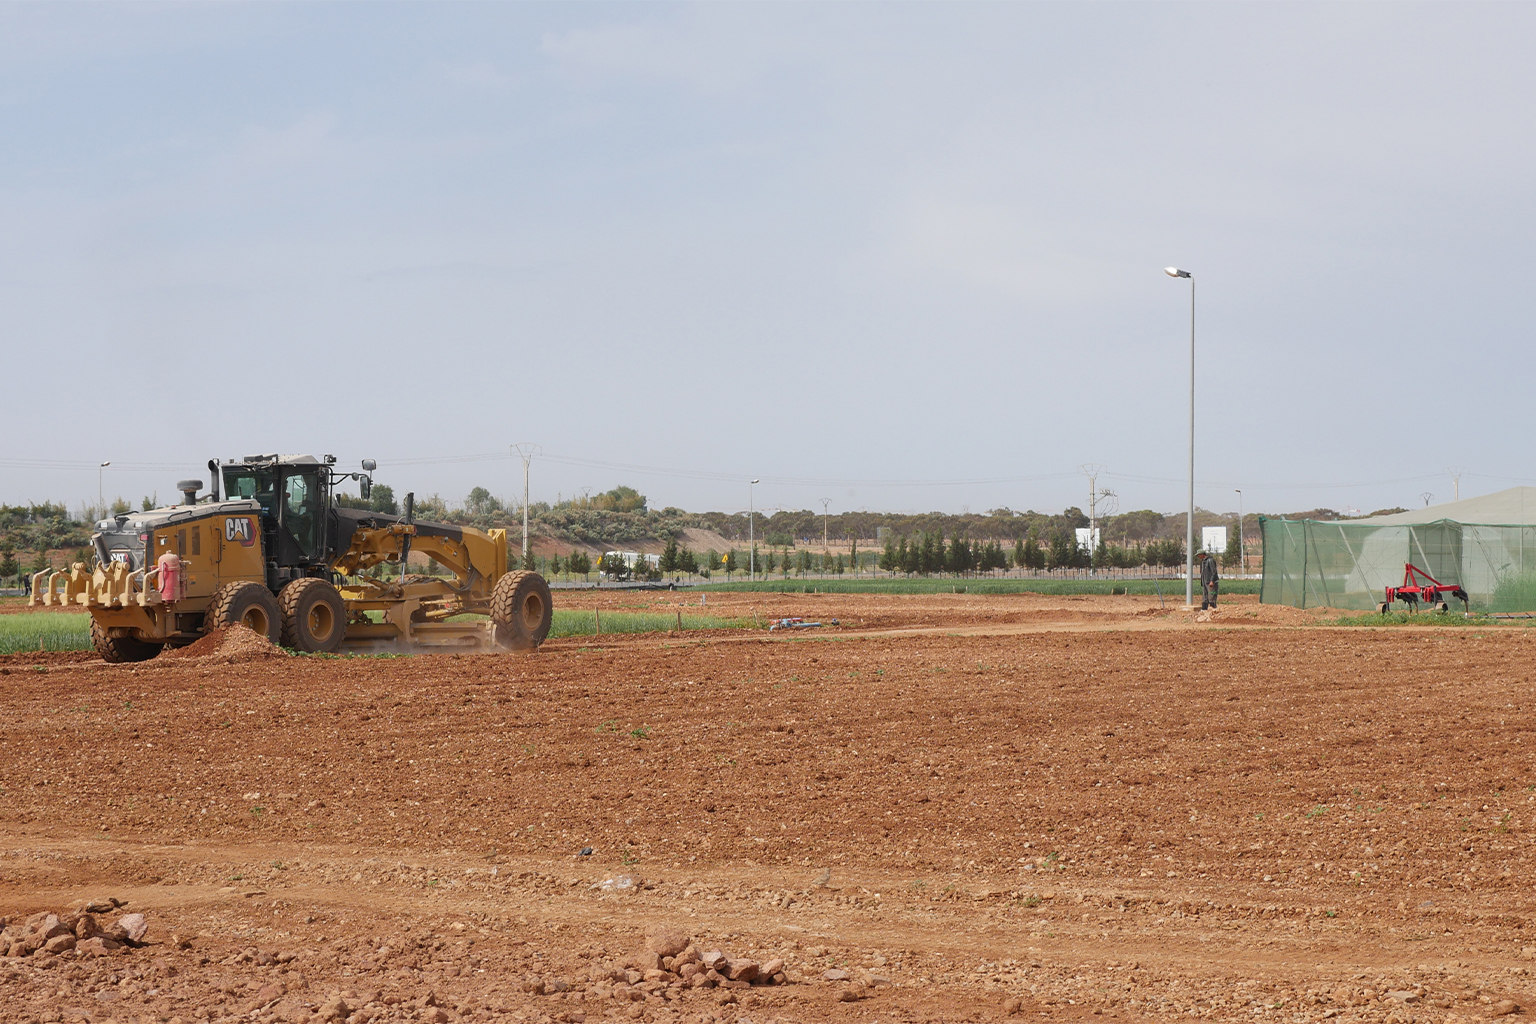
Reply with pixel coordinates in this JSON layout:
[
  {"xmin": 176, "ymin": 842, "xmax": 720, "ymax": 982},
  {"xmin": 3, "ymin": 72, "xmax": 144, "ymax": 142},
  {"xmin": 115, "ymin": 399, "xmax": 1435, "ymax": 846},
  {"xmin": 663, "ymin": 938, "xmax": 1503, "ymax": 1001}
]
[{"xmin": 3, "ymin": 2, "xmax": 1535, "ymax": 521}]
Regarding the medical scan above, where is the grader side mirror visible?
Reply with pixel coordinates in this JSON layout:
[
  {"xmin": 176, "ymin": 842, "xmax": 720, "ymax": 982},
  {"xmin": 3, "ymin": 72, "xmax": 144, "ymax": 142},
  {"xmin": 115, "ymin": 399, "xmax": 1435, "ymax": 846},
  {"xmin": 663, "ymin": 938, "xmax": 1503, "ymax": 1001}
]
[{"xmin": 360, "ymin": 476, "xmax": 372, "ymax": 501}]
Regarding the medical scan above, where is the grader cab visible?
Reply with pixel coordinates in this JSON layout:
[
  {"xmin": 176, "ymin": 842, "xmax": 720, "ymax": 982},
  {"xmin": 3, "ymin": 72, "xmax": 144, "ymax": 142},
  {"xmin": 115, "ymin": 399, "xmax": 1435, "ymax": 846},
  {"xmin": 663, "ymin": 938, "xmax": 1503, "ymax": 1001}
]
[{"xmin": 30, "ymin": 454, "xmax": 552, "ymax": 662}]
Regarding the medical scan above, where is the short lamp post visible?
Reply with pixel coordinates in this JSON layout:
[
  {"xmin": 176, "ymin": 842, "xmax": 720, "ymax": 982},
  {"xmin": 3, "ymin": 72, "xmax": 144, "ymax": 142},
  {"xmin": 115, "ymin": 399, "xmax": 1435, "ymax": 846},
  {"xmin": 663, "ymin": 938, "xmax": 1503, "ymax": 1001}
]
[
  {"xmin": 98, "ymin": 461, "xmax": 110, "ymax": 514},
  {"xmin": 1165, "ymin": 266, "xmax": 1195, "ymax": 607}
]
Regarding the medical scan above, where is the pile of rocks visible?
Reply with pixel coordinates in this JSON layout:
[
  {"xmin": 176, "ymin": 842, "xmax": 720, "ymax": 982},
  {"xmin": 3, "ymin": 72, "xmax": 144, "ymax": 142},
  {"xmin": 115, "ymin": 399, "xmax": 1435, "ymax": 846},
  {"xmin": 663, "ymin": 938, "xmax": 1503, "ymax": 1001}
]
[
  {"xmin": 1, "ymin": 900, "xmax": 148, "ymax": 959},
  {"xmin": 522, "ymin": 928, "xmax": 788, "ymax": 1006}
]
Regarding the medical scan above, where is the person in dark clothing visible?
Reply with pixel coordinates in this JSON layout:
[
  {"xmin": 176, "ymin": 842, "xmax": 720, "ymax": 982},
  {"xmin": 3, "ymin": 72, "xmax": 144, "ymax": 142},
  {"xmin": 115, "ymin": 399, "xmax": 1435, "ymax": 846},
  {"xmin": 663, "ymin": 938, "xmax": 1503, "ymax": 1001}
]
[{"xmin": 1198, "ymin": 550, "xmax": 1219, "ymax": 610}]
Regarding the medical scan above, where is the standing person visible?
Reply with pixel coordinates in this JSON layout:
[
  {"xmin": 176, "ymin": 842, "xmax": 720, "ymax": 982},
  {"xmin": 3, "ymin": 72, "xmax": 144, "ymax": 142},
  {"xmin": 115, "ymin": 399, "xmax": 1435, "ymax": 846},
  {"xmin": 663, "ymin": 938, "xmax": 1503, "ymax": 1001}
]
[{"xmin": 1198, "ymin": 550, "xmax": 1219, "ymax": 610}]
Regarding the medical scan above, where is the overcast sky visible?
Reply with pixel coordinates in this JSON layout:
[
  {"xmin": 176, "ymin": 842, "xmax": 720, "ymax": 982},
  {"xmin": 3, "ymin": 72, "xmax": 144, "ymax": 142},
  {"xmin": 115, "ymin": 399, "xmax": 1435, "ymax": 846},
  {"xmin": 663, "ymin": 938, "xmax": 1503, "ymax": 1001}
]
[{"xmin": 3, "ymin": 3, "xmax": 1534, "ymax": 520}]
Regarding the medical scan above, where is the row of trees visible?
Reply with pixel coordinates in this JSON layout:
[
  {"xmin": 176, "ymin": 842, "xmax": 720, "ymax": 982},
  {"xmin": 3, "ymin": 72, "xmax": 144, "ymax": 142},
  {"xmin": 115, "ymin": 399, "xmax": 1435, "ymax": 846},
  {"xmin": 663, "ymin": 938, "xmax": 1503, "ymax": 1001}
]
[{"xmin": 874, "ymin": 533, "xmax": 1193, "ymax": 575}]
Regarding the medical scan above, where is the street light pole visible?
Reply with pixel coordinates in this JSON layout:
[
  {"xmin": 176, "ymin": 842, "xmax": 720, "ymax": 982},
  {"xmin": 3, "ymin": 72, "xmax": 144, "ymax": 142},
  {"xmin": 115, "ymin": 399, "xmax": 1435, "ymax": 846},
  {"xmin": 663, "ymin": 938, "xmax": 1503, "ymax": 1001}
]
[
  {"xmin": 1235, "ymin": 488, "xmax": 1245, "ymax": 575},
  {"xmin": 98, "ymin": 461, "xmax": 110, "ymax": 514},
  {"xmin": 748, "ymin": 479, "xmax": 760, "ymax": 578},
  {"xmin": 1165, "ymin": 267, "xmax": 1195, "ymax": 607}
]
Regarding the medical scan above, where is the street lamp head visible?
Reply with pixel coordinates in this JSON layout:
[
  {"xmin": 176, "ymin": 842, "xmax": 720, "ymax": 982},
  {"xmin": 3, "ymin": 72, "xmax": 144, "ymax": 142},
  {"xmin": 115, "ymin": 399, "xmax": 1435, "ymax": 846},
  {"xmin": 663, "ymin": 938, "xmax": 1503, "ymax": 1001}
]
[
  {"xmin": 1165, "ymin": 267, "xmax": 1191, "ymax": 278},
  {"xmin": 100, "ymin": 461, "xmax": 111, "ymax": 467},
  {"xmin": 750, "ymin": 479, "xmax": 760, "ymax": 485}
]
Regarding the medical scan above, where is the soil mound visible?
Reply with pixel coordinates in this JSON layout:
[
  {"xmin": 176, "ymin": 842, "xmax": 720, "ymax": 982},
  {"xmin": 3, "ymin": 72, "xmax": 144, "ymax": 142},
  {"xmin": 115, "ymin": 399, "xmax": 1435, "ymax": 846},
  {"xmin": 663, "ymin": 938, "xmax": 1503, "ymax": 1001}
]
[{"xmin": 164, "ymin": 624, "xmax": 285, "ymax": 661}]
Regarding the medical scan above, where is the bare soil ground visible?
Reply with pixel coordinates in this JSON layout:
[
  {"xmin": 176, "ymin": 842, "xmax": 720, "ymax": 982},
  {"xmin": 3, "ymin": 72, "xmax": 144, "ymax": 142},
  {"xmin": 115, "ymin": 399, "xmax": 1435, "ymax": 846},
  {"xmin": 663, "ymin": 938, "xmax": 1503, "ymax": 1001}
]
[{"xmin": 2, "ymin": 594, "xmax": 1533, "ymax": 1024}]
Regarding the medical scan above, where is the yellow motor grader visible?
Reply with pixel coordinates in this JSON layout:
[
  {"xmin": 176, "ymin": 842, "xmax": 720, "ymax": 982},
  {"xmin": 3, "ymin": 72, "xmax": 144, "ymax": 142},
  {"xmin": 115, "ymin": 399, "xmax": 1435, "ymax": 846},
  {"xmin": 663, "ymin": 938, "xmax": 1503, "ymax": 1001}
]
[{"xmin": 30, "ymin": 454, "xmax": 552, "ymax": 662}]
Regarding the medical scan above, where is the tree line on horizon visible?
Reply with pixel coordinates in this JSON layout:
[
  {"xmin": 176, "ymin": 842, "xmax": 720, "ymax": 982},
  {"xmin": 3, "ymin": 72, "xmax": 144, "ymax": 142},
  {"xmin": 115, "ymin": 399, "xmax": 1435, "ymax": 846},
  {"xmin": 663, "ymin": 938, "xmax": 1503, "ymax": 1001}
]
[{"xmin": 1, "ymin": 480, "xmax": 1409, "ymax": 586}]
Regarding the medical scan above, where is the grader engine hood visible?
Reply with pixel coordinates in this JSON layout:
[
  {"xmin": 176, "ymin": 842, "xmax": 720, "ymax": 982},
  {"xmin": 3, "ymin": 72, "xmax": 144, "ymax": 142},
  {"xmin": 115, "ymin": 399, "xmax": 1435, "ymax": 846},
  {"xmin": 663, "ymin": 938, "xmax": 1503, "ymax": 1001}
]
[{"xmin": 33, "ymin": 500, "xmax": 263, "ymax": 610}]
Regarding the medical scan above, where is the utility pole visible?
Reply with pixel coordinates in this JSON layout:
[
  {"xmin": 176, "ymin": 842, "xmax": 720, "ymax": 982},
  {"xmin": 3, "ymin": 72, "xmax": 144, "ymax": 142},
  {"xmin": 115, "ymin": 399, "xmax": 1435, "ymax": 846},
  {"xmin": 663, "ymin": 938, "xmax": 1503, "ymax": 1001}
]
[
  {"xmin": 1421, "ymin": 492, "xmax": 1434, "ymax": 508},
  {"xmin": 820, "ymin": 498, "xmax": 831, "ymax": 574},
  {"xmin": 1081, "ymin": 464, "xmax": 1117, "ymax": 574},
  {"xmin": 511, "ymin": 442, "xmax": 540, "ymax": 569},
  {"xmin": 1234, "ymin": 488, "xmax": 1245, "ymax": 575},
  {"xmin": 1083, "ymin": 464, "xmax": 1101, "ymax": 571},
  {"xmin": 98, "ymin": 461, "xmax": 110, "ymax": 514},
  {"xmin": 1449, "ymin": 467, "xmax": 1462, "ymax": 502}
]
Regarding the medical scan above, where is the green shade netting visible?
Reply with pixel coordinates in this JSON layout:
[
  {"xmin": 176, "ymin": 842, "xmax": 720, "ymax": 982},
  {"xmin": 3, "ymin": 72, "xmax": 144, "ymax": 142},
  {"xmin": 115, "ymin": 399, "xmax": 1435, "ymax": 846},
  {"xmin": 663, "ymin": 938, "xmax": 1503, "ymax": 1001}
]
[{"xmin": 1260, "ymin": 515, "xmax": 1536, "ymax": 611}]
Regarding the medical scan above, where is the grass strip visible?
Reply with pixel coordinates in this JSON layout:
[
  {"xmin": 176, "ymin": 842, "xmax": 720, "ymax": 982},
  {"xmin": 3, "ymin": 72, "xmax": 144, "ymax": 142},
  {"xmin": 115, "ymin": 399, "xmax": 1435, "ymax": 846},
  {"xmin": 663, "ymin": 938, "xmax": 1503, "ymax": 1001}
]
[
  {"xmin": 1323, "ymin": 611, "xmax": 1528, "ymax": 628},
  {"xmin": 0, "ymin": 607, "xmax": 752, "ymax": 655},
  {"xmin": 699, "ymin": 577, "xmax": 1262, "ymax": 596}
]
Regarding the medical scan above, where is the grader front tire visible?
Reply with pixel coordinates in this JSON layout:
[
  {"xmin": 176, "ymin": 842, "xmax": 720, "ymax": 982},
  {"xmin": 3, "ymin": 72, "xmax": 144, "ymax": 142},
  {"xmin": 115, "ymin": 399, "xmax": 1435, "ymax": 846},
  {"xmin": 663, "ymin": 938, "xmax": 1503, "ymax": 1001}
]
[
  {"xmin": 206, "ymin": 581, "xmax": 282, "ymax": 645},
  {"xmin": 90, "ymin": 620, "xmax": 164, "ymax": 664},
  {"xmin": 491, "ymin": 570, "xmax": 553, "ymax": 650},
  {"xmin": 279, "ymin": 578, "xmax": 346, "ymax": 653}
]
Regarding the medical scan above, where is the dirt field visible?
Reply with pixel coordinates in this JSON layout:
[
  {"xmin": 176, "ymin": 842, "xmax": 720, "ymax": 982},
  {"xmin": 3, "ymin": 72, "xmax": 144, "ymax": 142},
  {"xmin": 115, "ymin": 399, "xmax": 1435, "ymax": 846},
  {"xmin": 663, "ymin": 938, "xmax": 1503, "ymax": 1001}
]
[{"xmin": 2, "ymin": 593, "xmax": 1534, "ymax": 1024}]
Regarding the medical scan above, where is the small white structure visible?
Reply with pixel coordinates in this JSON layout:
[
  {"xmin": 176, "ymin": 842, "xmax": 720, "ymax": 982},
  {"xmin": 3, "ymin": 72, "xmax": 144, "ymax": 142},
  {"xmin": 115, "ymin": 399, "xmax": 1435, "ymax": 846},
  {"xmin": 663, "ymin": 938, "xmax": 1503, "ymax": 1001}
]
[
  {"xmin": 1074, "ymin": 528, "xmax": 1100, "ymax": 553},
  {"xmin": 603, "ymin": 551, "xmax": 660, "ymax": 568},
  {"xmin": 1201, "ymin": 526, "xmax": 1228, "ymax": 555}
]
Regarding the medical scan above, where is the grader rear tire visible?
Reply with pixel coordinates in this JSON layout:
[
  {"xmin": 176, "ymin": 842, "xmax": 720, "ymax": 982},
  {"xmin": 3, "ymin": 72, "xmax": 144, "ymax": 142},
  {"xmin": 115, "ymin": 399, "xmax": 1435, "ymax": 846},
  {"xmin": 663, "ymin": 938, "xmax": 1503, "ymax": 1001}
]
[
  {"xmin": 206, "ymin": 581, "xmax": 282, "ymax": 645},
  {"xmin": 278, "ymin": 578, "xmax": 346, "ymax": 653},
  {"xmin": 491, "ymin": 570, "xmax": 553, "ymax": 650},
  {"xmin": 90, "ymin": 620, "xmax": 164, "ymax": 663}
]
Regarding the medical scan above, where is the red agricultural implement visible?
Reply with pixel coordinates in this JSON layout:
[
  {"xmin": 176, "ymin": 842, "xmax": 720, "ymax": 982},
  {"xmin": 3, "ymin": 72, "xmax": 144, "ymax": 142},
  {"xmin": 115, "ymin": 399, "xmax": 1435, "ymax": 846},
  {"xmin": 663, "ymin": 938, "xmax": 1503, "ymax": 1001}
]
[{"xmin": 1379, "ymin": 563, "xmax": 1469, "ymax": 614}]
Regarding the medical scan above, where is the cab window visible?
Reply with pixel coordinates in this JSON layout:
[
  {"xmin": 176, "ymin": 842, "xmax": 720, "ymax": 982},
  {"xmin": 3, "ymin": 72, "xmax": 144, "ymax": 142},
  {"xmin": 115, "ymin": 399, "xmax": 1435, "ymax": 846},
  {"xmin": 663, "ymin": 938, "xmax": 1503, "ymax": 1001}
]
[
  {"xmin": 282, "ymin": 470, "xmax": 322, "ymax": 559},
  {"xmin": 223, "ymin": 468, "xmax": 277, "ymax": 514}
]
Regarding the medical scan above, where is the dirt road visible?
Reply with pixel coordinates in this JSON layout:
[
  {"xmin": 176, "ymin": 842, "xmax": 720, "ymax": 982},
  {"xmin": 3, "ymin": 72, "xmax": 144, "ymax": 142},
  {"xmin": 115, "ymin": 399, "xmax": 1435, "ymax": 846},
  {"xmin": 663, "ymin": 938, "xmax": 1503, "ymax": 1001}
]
[{"xmin": 1, "ymin": 596, "xmax": 1532, "ymax": 1023}]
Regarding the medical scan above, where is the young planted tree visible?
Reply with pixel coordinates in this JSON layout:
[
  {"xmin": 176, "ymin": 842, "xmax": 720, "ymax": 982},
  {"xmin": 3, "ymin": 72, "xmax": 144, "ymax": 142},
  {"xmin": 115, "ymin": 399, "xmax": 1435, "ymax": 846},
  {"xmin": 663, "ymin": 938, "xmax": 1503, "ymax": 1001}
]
[
  {"xmin": 1222, "ymin": 525, "xmax": 1242, "ymax": 569},
  {"xmin": 916, "ymin": 534, "xmax": 940, "ymax": 575},
  {"xmin": 1022, "ymin": 537, "xmax": 1045, "ymax": 570},
  {"xmin": 723, "ymin": 549, "xmax": 738, "ymax": 579},
  {"xmin": 1046, "ymin": 530, "xmax": 1076, "ymax": 571},
  {"xmin": 659, "ymin": 535, "xmax": 681, "ymax": 574}
]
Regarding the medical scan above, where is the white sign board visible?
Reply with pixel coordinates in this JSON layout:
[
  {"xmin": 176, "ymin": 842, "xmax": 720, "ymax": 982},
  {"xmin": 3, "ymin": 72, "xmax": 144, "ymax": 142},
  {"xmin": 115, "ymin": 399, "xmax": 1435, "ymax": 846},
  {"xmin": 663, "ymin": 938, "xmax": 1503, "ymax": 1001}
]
[
  {"xmin": 1074, "ymin": 528, "xmax": 1100, "ymax": 553},
  {"xmin": 1201, "ymin": 526, "xmax": 1228, "ymax": 555}
]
